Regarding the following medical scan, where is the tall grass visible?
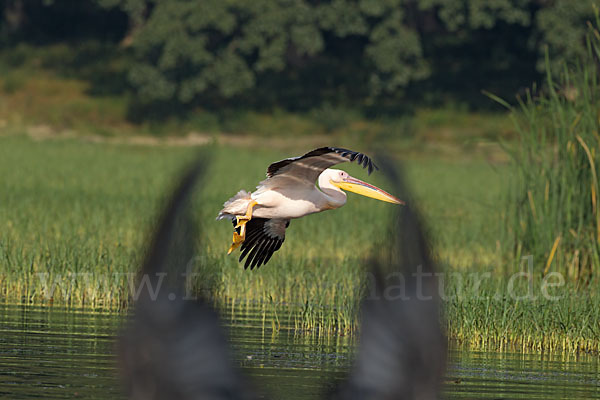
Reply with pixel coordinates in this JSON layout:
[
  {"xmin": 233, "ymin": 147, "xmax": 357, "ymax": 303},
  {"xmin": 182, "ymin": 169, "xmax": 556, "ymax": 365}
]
[
  {"xmin": 444, "ymin": 275, "xmax": 600, "ymax": 354},
  {"xmin": 1, "ymin": 135, "xmax": 599, "ymax": 353},
  {"xmin": 0, "ymin": 137, "xmax": 501, "ymax": 301},
  {"xmin": 498, "ymin": 16, "xmax": 600, "ymax": 281}
]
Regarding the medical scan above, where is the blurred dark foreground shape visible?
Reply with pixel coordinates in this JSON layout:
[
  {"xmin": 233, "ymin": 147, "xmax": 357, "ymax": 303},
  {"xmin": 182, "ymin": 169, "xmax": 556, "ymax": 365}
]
[
  {"xmin": 118, "ymin": 153, "xmax": 446, "ymax": 400},
  {"xmin": 117, "ymin": 157, "xmax": 256, "ymax": 400}
]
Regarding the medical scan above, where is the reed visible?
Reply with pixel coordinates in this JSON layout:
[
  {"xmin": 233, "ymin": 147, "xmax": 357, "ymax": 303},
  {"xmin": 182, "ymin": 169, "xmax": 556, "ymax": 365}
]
[
  {"xmin": 494, "ymin": 13, "xmax": 600, "ymax": 280},
  {"xmin": 443, "ymin": 273, "xmax": 600, "ymax": 354}
]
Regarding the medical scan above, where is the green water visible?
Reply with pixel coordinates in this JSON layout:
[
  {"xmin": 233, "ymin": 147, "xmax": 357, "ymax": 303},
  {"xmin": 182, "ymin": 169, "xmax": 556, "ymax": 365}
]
[{"xmin": 0, "ymin": 304, "xmax": 598, "ymax": 399}]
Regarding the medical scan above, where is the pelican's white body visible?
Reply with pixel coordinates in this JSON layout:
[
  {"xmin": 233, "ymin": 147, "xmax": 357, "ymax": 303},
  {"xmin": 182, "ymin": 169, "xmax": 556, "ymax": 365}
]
[{"xmin": 217, "ymin": 169, "xmax": 348, "ymax": 220}]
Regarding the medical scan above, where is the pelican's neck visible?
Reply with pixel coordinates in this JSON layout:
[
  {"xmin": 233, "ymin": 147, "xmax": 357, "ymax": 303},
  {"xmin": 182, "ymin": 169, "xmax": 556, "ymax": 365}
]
[{"xmin": 318, "ymin": 173, "xmax": 347, "ymax": 209}]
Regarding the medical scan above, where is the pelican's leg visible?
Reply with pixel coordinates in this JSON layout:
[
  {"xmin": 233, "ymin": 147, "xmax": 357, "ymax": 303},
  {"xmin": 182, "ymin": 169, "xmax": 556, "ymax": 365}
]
[
  {"xmin": 235, "ymin": 200, "xmax": 257, "ymax": 230},
  {"xmin": 227, "ymin": 201, "xmax": 257, "ymax": 254}
]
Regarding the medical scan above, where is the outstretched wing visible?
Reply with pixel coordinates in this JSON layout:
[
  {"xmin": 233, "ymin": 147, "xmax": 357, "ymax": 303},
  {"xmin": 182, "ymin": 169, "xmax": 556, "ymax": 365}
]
[
  {"xmin": 265, "ymin": 147, "xmax": 378, "ymax": 183},
  {"xmin": 235, "ymin": 218, "xmax": 289, "ymax": 270}
]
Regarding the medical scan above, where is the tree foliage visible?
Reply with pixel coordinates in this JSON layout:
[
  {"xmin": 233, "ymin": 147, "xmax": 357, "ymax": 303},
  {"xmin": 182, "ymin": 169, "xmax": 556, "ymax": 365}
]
[
  {"xmin": 536, "ymin": 0, "xmax": 597, "ymax": 72},
  {"xmin": 111, "ymin": 0, "xmax": 432, "ymax": 105},
  {"xmin": 1, "ymin": 0, "xmax": 598, "ymax": 111}
]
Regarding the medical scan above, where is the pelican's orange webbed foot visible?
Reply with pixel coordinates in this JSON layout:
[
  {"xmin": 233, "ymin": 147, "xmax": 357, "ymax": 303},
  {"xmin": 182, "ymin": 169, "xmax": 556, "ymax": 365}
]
[{"xmin": 227, "ymin": 231, "xmax": 244, "ymax": 254}]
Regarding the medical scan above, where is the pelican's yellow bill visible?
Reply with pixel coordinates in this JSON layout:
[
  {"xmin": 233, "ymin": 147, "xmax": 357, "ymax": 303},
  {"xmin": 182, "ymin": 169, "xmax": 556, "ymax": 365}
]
[{"xmin": 333, "ymin": 177, "xmax": 405, "ymax": 205}]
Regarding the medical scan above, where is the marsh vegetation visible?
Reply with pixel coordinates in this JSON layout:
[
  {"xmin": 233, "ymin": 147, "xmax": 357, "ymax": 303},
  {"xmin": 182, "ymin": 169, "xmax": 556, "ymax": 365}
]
[{"xmin": 2, "ymin": 2, "xmax": 600, "ymax": 359}]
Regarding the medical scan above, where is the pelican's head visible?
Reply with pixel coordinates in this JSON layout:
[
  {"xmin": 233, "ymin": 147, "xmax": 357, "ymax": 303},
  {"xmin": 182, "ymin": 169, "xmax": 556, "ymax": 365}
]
[{"xmin": 326, "ymin": 169, "xmax": 405, "ymax": 205}]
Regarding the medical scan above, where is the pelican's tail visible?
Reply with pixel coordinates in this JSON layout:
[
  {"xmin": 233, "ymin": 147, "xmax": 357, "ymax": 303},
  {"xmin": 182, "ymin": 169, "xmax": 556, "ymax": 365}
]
[{"xmin": 216, "ymin": 190, "xmax": 252, "ymax": 220}]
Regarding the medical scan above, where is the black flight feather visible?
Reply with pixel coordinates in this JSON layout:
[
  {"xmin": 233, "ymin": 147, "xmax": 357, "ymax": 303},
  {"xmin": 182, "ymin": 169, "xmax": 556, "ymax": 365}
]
[{"xmin": 237, "ymin": 218, "xmax": 287, "ymax": 270}]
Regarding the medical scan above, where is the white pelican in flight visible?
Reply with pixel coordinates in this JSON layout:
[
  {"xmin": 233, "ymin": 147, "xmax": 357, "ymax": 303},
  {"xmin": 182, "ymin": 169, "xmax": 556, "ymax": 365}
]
[{"xmin": 217, "ymin": 147, "xmax": 404, "ymax": 269}]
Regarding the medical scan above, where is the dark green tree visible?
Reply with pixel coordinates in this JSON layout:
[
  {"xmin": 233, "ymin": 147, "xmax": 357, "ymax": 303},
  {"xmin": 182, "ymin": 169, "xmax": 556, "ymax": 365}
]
[
  {"xmin": 96, "ymin": 0, "xmax": 431, "ymax": 107},
  {"xmin": 10, "ymin": 0, "xmax": 591, "ymax": 111},
  {"xmin": 536, "ymin": 0, "xmax": 597, "ymax": 72}
]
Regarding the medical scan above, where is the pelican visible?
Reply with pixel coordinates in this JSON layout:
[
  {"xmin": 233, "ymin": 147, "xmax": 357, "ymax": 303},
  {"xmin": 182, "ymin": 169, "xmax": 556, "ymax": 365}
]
[{"xmin": 217, "ymin": 147, "xmax": 404, "ymax": 269}]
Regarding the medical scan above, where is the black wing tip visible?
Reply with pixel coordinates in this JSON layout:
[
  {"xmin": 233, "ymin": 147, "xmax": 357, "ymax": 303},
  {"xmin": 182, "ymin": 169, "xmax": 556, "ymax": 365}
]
[{"xmin": 331, "ymin": 147, "xmax": 379, "ymax": 174}]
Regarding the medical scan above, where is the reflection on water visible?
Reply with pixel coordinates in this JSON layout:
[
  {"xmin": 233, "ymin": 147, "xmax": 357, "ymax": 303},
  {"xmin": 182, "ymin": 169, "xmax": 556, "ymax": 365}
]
[
  {"xmin": 446, "ymin": 347, "xmax": 600, "ymax": 399},
  {"xmin": 0, "ymin": 304, "xmax": 121, "ymax": 399},
  {"xmin": 226, "ymin": 308, "xmax": 354, "ymax": 399},
  {"xmin": 0, "ymin": 304, "xmax": 599, "ymax": 399}
]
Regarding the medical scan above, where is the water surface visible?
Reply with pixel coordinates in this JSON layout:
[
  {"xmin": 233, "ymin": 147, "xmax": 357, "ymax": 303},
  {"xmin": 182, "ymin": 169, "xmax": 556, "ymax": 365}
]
[{"xmin": 0, "ymin": 304, "xmax": 598, "ymax": 399}]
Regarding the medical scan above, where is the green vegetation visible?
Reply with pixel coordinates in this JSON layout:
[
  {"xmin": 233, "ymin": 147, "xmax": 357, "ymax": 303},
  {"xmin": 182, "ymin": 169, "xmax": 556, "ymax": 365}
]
[
  {"xmin": 498, "ymin": 16, "xmax": 600, "ymax": 280},
  {"xmin": 445, "ymin": 276, "xmax": 600, "ymax": 354},
  {"xmin": 95, "ymin": 0, "xmax": 595, "ymax": 110},
  {"xmin": 0, "ymin": 134, "xmax": 500, "ymax": 310},
  {"xmin": 0, "ymin": 135, "xmax": 599, "ymax": 354},
  {"xmin": 2, "ymin": 0, "xmax": 600, "ymax": 357},
  {"xmin": 0, "ymin": 43, "xmax": 514, "ymax": 143},
  {"xmin": 1, "ymin": 1, "xmax": 598, "ymax": 114}
]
